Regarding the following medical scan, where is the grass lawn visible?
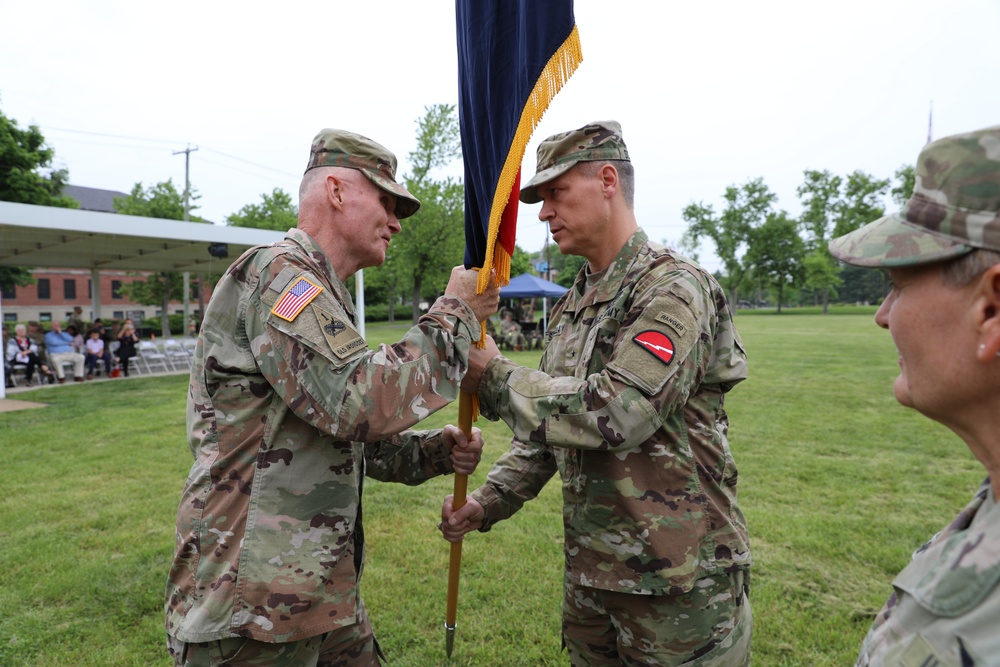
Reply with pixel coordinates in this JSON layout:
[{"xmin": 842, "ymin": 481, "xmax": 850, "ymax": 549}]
[{"xmin": 0, "ymin": 311, "xmax": 982, "ymax": 666}]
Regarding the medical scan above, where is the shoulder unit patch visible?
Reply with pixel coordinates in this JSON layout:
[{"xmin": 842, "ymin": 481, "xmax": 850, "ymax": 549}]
[{"xmin": 633, "ymin": 330, "xmax": 675, "ymax": 365}]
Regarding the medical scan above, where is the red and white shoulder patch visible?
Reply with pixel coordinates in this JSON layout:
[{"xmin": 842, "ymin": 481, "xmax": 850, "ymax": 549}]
[{"xmin": 633, "ymin": 330, "xmax": 675, "ymax": 365}]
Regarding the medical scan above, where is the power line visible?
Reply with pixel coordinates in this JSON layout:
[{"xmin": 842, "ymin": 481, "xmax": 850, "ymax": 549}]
[
  {"xmin": 41, "ymin": 125, "xmax": 184, "ymax": 145},
  {"xmin": 201, "ymin": 147, "xmax": 299, "ymax": 178},
  {"xmin": 41, "ymin": 124, "xmax": 300, "ymax": 179}
]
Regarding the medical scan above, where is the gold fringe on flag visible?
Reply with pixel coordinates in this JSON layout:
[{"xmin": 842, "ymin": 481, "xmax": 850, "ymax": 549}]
[{"xmin": 475, "ymin": 24, "xmax": 583, "ymax": 295}]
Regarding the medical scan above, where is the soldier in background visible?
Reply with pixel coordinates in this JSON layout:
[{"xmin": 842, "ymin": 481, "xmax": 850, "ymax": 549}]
[
  {"xmin": 165, "ymin": 129, "xmax": 500, "ymax": 666},
  {"xmin": 66, "ymin": 306, "xmax": 85, "ymax": 336},
  {"xmin": 829, "ymin": 126, "xmax": 1000, "ymax": 666},
  {"xmin": 442, "ymin": 121, "xmax": 752, "ymax": 665}
]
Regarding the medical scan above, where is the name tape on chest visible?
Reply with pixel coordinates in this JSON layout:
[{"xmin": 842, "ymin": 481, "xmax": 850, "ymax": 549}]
[
  {"xmin": 314, "ymin": 306, "xmax": 367, "ymax": 359},
  {"xmin": 271, "ymin": 277, "xmax": 323, "ymax": 322}
]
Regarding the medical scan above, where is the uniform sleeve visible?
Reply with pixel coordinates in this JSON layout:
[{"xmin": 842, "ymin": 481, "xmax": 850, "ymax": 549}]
[
  {"xmin": 364, "ymin": 428, "xmax": 455, "ymax": 484},
  {"xmin": 477, "ymin": 276, "xmax": 715, "ymax": 452},
  {"xmin": 245, "ymin": 257, "xmax": 480, "ymax": 442},
  {"xmin": 469, "ymin": 437, "xmax": 558, "ymax": 529}
]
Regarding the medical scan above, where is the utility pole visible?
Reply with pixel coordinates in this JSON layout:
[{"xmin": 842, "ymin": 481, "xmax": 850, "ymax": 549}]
[
  {"xmin": 173, "ymin": 144, "xmax": 199, "ymax": 221},
  {"xmin": 174, "ymin": 144, "xmax": 198, "ymax": 338}
]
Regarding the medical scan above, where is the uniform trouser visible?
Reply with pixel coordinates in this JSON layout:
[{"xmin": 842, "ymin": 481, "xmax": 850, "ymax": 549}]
[
  {"xmin": 167, "ymin": 598, "xmax": 384, "ymax": 667},
  {"xmin": 562, "ymin": 570, "xmax": 752, "ymax": 667},
  {"xmin": 49, "ymin": 351, "xmax": 85, "ymax": 379}
]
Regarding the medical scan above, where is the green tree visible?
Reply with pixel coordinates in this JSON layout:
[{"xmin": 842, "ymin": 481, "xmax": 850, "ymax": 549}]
[
  {"xmin": 226, "ymin": 188, "xmax": 298, "ymax": 231},
  {"xmin": 393, "ymin": 104, "xmax": 466, "ymax": 324},
  {"xmin": 509, "ymin": 244, "xmax": 533, "ymax": 279},
  {"xmin": 796, "ymin": 170, "xmax": 844, "ymax": 313},
  {"xmin": 0, "ymin": 106, "xmax": 78, "ymax": 291},
  {"xmin": 553, "ymin": 251, "xmax": 586, "ymax": 288},
  {"xmin": 114, "ymin": 180, "xmax": 201, "ymax": 337},
  {"xmin": 681, "ymin": 177, "xmax": 777, "ymax": 306},
  {"xmin": 833, "ymin": 171, "xmax": 889, "ymax": 238},
  {"xmin": 745, "ymin": 211, "xmax": 804, "ymax": 313},
  {"xmin": 796, "ymin": 169, "xmax": 889, "ymax": 312},
  {"xmin": 892, "ymin": 164, "xmax": 915, "ymax": 206},
  {"xmin": 802, "ymin": 250, "xmax": 842, "ymax": 304}
]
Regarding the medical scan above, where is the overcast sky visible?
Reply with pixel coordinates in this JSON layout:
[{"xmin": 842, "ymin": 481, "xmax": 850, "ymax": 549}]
[{"xmin": 2, "ymin": 0, "xmax": 998, "ymax": 273}]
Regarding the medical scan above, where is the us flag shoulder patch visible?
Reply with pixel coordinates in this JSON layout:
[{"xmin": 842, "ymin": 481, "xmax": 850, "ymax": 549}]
[
  {"xmin": 271, "ymin": 277, "xmax": 323, "ymax": 321},
  {"xmin": 633, "ymin": 330, "xmax": 675, "ymax": 365}
]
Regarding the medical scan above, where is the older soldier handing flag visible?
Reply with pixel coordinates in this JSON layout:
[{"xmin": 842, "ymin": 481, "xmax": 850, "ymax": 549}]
[
  {"xmin": 445, "ymin": 0, "xmax": 582, "ymax": 658},
  {"xmin": 164, "ymin": 128, "xmax": 499, "ymax": 667}
]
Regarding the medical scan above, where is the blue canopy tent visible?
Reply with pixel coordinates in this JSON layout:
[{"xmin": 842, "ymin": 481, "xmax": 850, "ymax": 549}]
[
  {"xmin": 498, "ymin": 273, "xmax": 568, "ymax": 335},
  {"xmin": 498, "ymin": 273, "xmax": 568, "ymax": 298}
]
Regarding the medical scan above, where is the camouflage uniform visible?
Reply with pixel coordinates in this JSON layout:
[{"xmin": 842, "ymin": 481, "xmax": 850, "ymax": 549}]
[
  {"xmin": 829, "ymin": 127, "xmax": 1000, "ymax": 667},
  {"xmin": 472, "ymin": 225, "xmax": 752, "ymax": 665},
  {"xmin": 855, "ymin": 479, "xmax": 1000, "ymax": 666},
  {"xmin": 165, "ymin": 225, "xmax": 479, "ymax": 658}
]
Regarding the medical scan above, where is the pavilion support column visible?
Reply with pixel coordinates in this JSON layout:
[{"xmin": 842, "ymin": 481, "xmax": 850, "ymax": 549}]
[
  {"xmin": 183, "ymin": 272, "xmax": 191, "ymax": 337},
  {"xmin": 1, "ymin": 293, "xmax": 7, "ymax": 398},
  {"xmin": 90, "ymin": 268, "xmax": 102, "ymax": 321}
]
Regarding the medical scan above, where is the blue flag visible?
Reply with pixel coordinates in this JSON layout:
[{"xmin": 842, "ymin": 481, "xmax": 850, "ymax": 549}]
[{"xmin": 456, "ymin": 0, "xmax": 582, "ymax": 293}]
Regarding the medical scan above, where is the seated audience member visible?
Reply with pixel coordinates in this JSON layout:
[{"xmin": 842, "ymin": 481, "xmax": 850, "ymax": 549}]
[
  {"xmin": 6, "ymin": 324, "xmax": 49, "ymax": 387},
  {"xmin": 116, "ymin": 320, "xmax": 140, "ymax": 377},
  {"xmin": 84, "ymin": 328, "xmax": 113, "ymax": 380},
  {"xmin": 27, "ymin": 321, "xmax": 55, "ymax": 383},
  {"xmin": 66, "ymin": 324, "xmax": 85, "ymax": 355},
  {"xmin": 92, "ymin": 318, "xmax": 113, "ymax": 348},
  {"xmin": 500, "ymin": 313, "xmax": 528, "ymax": 351},
  {"xmin": 44, "ymin": 320, "xmax": 86, "ymax": 383}
]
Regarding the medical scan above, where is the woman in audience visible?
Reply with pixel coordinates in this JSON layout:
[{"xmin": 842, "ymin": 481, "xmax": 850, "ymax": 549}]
[
  {"xmin": 5, "ymin": 323, "xmax": 49, "ymax": 387},
  {"xmin": 116, "ymin": 319, "xmax": 140, "ymax": 377}
]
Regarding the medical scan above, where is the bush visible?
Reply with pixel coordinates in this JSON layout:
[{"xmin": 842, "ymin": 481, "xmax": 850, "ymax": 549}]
[{"xmin": 142, "ymin": 313, "xmax": 188, "ymax": 336}]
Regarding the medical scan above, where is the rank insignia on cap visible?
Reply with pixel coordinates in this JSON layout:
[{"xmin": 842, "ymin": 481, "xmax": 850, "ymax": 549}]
[
  {"xmin": 633, "ymin": 330, "xmax": 675, "ymax": 365},
  {"xmin": 271, "ymin": 277, "xmax": 323, "ymax": 321}
]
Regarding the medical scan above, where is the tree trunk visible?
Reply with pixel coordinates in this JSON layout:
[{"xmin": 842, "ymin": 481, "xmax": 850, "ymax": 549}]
[
  {"xmin": 387, "ymin": 285, "xmax": 396, "ymax": 323},
  {"xmin": 776, "ymin": 282, "xmax": 784, "ymax": 314},
  {"xmin": 822, "ymin": 284, "xmax": 830, "ymax": 315},
  {"xmin": 411, "ymin": 274, "xmax": 422, "ymax": 325}
]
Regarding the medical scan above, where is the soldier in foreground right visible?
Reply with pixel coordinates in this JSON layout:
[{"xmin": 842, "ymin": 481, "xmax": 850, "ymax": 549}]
[
  {"xmin": 442, "ymin": 121, "xmax": 752, "ymax": 666},
  {"xmin": 829, "ymin": 125, "xmax": 1000, "ymax": 665}
]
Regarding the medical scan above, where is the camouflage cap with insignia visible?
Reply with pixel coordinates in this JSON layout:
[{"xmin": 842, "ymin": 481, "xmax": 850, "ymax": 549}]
[
  {"xmin": 306, "ymin": 128, "xmax": 421, "ymax": 219},
  {"xmin": 519, "ymin": 120, "xmax": 631, "ymax": 204},
  {"xmin": 829, "ymin": 125, "xmax": 1000, "ymax": 268}
]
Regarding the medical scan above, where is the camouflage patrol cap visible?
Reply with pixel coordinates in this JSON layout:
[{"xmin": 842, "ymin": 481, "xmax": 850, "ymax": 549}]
[
  {"xmin": 519, "ymin": 120, "xmax": 630, "ymax": 204},
  {"xmin": 305, "ymin": 128, "xmax": 421, "ymax": 219},
  {"xmin": 829, "ymin": 125, "xmax": 1000, "ymax": 267}
]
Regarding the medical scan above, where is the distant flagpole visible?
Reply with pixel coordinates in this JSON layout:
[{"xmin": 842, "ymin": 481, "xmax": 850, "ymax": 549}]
[
  {"xmin": 449, "ymin": 0, "xmax": 581, "ymax": 658},
  {"xmin": 927, "ymin": 100, "xmax": 933, "ymax": 144}
]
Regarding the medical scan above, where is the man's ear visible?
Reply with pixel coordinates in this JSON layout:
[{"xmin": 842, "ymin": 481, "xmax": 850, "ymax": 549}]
[
  {"xmin": 599, "ymin": 163, "xmax": 618, "ymax": 198},
  {"xmin": 976, "ymin": 264, "xmax": 1000, "ymax": 361},
  {"xmin": 324, "ymin": 172, "xmax": 345, "ymax": 210}
]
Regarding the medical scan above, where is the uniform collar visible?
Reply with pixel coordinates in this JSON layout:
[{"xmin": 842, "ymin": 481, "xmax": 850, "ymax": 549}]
[{"xmin": 565, "ymin": 229, "xmax": 649, "ymax": 311}]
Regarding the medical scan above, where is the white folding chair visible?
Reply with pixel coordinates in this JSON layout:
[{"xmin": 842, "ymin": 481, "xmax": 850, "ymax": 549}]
[
  {"xmin": 163, "ymin": 339, "xmax": 192, "ymax": 370},
  {"xmin": 138, "ymin": 340, "xmax": 170, "ymax": 373}
]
